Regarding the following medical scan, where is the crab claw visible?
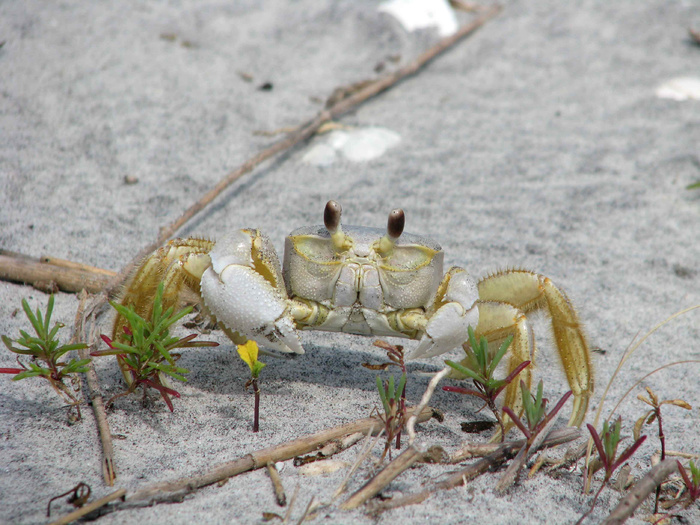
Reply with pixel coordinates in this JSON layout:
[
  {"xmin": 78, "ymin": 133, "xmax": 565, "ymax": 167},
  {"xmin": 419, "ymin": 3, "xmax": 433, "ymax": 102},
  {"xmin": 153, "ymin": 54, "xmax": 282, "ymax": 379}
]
[
  {"xmin": 200, "ymin": 229, "xmax": 304, "ymax": 354},
  {"xmin": 409, "ymin": 268, "xmax": 479, "ymax": 359}
]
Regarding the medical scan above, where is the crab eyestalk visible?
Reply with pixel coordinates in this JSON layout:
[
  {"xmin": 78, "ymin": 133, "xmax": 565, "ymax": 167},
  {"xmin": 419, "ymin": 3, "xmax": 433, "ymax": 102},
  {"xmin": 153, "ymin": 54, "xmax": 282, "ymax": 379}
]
[
  {"xmin": 324, "ymin": 200, "xmax": 351, "ymax": 251},
  {"xmin": 377, "ymin": 208, "xmax": 405, "ymax": 256}
]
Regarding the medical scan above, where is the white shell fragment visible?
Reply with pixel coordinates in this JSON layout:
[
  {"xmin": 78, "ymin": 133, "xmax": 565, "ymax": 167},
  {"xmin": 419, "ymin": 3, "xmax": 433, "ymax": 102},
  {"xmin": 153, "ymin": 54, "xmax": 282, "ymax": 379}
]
[
  {"xmin": 379, "ymin": 0, "xmax": 458, "ymax": 37},
  {"xmin": 302, "ymin": 127, "xmax": 401, "ymax": 166},
  {"xmin": 297, "ymin": 459, "xmax": 350, "ymax": 476},
  {"xmin": 655, "ymin": 77, "xmax": 700, "ymax": 101}
]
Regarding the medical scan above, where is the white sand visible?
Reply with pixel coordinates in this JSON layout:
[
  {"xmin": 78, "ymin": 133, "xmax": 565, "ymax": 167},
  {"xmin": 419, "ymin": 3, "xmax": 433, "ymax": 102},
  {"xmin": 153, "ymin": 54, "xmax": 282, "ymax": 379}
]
[{"xmin": 1, "ymin": 1, "xmax": 699, "ymax": 523}]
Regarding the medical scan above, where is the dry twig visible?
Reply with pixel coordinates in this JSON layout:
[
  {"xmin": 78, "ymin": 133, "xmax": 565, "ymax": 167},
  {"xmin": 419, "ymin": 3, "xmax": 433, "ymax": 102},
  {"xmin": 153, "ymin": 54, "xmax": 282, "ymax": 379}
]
[
  {"xmin": 101, "ymin": 5, "xmax": 502, "ymax": 302},
  {"xmin": 90, "ymin": 407, "xmax": 436, "ymax": 516},
  {"xmin": 0, "ymin": 251, "xmax": 115, "ymax": 294},
  {"xmin": 341, "ymin": 444, "xmax": 425, "ymax": 510},
  {"xmin": 372, "ymin": 427, "xmax": 581, "ymax": 513},
  {"xmin": 601, "ymin": 459, "xmax": 679, "ymax": 525},
  {"xmin": 73, "ymin": 291, "xmax": 117, "ymax": 485}
]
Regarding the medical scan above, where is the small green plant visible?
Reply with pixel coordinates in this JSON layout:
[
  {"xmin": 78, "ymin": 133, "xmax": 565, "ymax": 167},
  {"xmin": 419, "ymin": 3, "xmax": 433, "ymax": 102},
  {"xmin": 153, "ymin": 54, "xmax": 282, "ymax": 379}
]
[
  {"xmin": 376, "ymin": 373, "xmax": 407, "ymax": 462},
  {"xmin": 236, "ymin": 340, "xmax": 266, "ymax": 432},
  {"xmin": 576, "ymin": 417, "xmax": 647, "ymax": 525},
  {"xmin": 634, "ymin": 387, "xmax": 692, "ymax": 513},
  {"xmin": 502, "ymin": 380, "xmax": 573, "ymax": 444},
  {"xmin": 1, "ymin": 295, "xmax": 89, "ymax": 417},
  {"xmin": 92, "ymin": 283, "xmax": 218, "ymax": 411},
  {"xmin": 494, "ymin": 380, "xmax": 572, "ymax": 492},
  {"xmin": 676, "ymin": 460, "xmax": 700, "ymax": 509},
  {"xmin": 365, "ymin": 340, "xmax": 408, "ymax": 448},
  {"xmin": 443, "ymin": 327, "xmax": 528, "ymax": 440}
]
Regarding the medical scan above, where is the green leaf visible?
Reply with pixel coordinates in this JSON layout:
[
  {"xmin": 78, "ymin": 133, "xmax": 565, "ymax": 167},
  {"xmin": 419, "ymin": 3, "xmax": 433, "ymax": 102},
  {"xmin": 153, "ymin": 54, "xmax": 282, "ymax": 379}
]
[{"xmin": 488, "ymin": 335, "xmax": 514, "ymax": 376}]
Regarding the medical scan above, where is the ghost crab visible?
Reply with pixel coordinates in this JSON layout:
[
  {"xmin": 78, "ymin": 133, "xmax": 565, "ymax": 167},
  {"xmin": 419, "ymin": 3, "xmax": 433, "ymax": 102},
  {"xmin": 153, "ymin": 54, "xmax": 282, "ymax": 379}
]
[{"xmin": 113, "ymin": 201, "xmax": 593, "ymax": 426}]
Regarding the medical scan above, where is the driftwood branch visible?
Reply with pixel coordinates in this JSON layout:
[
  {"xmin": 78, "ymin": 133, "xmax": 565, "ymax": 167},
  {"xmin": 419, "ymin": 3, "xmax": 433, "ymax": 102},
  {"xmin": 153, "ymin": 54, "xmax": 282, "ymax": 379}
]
[
  {"xmin": 91, "ymin": 406, "xmax": 437, "ymax": 516},
  {"xmin": 0, "ymin": 251, "xmax": 115, "ymax": 294},
  {"xmin": 372, "ymin": 427, "xmax": 582, "ymax": 513},
  {"xmin": 601, "ymin": 459, "xmax": 679, "ymax": 525}
]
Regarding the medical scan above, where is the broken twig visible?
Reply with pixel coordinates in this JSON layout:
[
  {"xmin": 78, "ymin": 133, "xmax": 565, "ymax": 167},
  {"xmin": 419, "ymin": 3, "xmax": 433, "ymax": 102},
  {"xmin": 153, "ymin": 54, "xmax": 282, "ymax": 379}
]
[
  {"xmin": 341, "ymin": 444, "xmax": 424, "ymax": 510},
  {"xmin": 0, "ymin": 251, "xmax": 115, "ymax": 294},
  {"xmin": 601, "ymin": 459, "xmax": 678, "ymax": 525},
  {"xmin": 372, "ymin": 427, "xmax": 581, "ymax": 513}
]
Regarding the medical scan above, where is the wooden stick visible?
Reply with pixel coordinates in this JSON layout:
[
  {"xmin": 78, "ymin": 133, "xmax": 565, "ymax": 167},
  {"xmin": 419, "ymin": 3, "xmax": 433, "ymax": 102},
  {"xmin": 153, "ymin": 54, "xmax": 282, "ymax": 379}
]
[
  {"xmin": 48, "ymin": 488, "xmax": 126, "ymax": 525},
  {"xmin": 340, "ymin": 444, "xmax": 424, "ymax": 510},
  {"xmin": 601, "ymin": 459, "xmax": 679, "ymax": 525},
  {"xmin": 0, "ymin": 252, "xmax": 115, "ymax": 294},
  {"xmin": 371, "ymin": 427, "xmax": 581, "ymax": 513},
  {"xmin": 74, "ymin": 291, "xmax": 117, "ymax": 486},
  {"xmin": 266, "ymin": 462, "xmax": 287, "ymax": 507},
  {"xmin": 111, "ymin": 407, "xmax": 437, "ymax": 511}
]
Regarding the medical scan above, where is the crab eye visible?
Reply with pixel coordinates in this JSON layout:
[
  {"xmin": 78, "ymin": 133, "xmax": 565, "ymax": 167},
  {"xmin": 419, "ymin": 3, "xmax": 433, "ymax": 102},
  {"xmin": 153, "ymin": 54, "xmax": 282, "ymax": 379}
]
[
  {"xmin": 387, "ymin": 208, "xmax": 405, "ymax": 239},
  {"xmin": 324, "ymin": 200, "xmax": 342, "ymax": 233}
]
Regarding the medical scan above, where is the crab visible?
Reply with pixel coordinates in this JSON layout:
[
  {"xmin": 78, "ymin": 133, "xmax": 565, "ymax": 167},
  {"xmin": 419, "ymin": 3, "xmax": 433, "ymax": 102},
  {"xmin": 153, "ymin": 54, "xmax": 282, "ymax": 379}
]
[{"xmin": 113, "ymin": 201, "xmax": 593, "ymax": 426}]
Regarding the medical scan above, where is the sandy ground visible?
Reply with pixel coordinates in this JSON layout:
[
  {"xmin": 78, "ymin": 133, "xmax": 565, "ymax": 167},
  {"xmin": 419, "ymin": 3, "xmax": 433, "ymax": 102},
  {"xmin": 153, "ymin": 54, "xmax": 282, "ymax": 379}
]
[{"xmin": 1, "ymin": 1, "xmax": 700, "ymax": 523}]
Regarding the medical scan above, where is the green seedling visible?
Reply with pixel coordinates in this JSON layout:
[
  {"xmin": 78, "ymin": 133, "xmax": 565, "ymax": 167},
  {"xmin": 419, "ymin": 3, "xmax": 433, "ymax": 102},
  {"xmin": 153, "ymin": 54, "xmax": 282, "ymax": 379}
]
[
  {"xmin": 364, "ymin": 340, "xmax": 408, "ymax": 448},
  {"xmin": 502, "ymin": 380, "xmax": 573, "ymax": 444},
  {"xmin": 1, "ymin": 295, "xmax": 89, "ymax": 417},
  {"xmin": 576, "ymin": 417, "xmax": 647, "ymax": 525},
  {"xmin": 376, "ymin": 373, "xmax": 407, "ymax": 462},
  {"xmin": 236, "ymin": 340, "xmax": 266, "ymax": 432},
  {"xmin": 92, "ymin": 283, "xmax": 218, "ymax": 411},
  {"xmin": 676, "ymin": 460, "xmax": 700, "ymax": 509},
  {"xmin": 444, "ymin": 327, "xmax": 528, "ymax": 440},
  {"xmin": 495, "ymin": 380, "xmax": 572, "ymax": 492},
  {"xmin": 634, "ymin": 386, "xmax": 692, "ymax": 513}
]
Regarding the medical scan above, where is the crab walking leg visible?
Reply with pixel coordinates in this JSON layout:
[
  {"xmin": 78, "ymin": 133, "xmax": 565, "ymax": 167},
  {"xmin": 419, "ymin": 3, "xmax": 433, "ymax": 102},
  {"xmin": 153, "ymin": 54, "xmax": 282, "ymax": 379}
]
[
  {"xmin": 113, "ymin": 238, "xmax": 215, "ymax": 341},
  {"xmin": 477, "ymin": 269, "xmax": 593, "ymax": 426}
]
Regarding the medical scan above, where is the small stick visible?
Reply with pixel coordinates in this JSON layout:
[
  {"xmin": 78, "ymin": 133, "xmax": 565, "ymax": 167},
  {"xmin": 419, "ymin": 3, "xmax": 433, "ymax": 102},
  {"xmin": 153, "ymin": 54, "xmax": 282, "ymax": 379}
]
[
  {"xmin": 73, "ymin": 291, "xmax": 117, "ymax": 486},
  {"xmin": 295, "ymin": 432, "xmax": 365, "ymax": 466},
  {"xmin": 332, "ymin": 430, "xmax": 385, "ymax": 502},
  {"xmin": 0, "ymin": 253, "xmax": 115, "ymax": 294},
  {"xmin": 407, "ymin": 366, "xmax": 450, "ymax": 445},
  {"xmin": 48, "ymin": 488, "xmax": 126, "ymax": 525},
  {"xmin": 267, "ymin": 462, "xmax": 287, "ymax": 507},
  {"xmin": 40, "ymin": 255, "xmax": 116, "ymax": 276},
  {"xmin": 340, "ymin": 444, "xmax": 424, "ymax": 510},
  {"xmin": 372, "ymin": 427, "xmax": 581, "ymax": 513},
  {"xmin": 601, "ymin": 459, "xmax": 679, "ymax": 525}
]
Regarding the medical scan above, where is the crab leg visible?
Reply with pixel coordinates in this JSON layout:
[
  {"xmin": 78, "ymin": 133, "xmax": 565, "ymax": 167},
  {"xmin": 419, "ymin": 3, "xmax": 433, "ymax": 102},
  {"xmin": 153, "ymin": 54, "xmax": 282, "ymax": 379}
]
[
  {"xmin": 477, "ymin": 269, "xmax": 593, "ymax": 426},
  {"xmin": 113, "ymin": 238, "xmax": 214, "ymax": 341}
]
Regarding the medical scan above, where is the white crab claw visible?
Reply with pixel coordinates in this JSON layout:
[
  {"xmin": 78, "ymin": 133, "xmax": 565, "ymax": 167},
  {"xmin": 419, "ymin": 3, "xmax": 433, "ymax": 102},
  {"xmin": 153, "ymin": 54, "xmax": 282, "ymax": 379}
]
[
  {"xmin": 409, "ymin": 268, "xmax": 479, "ymax": 359},
  {"xmin": 200, "ymin": 230, "xmax": 304, "ymax": 354}
]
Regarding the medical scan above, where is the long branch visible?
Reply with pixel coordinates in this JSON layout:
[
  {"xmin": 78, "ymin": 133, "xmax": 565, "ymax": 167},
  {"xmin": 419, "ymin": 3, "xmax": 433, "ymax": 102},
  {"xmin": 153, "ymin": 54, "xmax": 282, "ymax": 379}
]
[
  {"xmin": 103, "ymin": 5, "xmax": 502, "ymax": 300},
  {"xmin": 92, "ymin": 406, "xmax": 436, "ymax": 515}
]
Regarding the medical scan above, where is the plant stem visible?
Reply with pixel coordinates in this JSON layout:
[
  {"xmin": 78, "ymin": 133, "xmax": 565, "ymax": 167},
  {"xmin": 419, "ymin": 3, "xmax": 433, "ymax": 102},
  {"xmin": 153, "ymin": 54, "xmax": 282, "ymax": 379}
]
[
  {"xmin": 575, "ymin": 483, "xmax": 606, "ymax": 525},
  {"xmin": 253, "ymin": 378, "xmax": 260, "ymax": 433}
]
